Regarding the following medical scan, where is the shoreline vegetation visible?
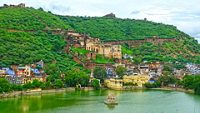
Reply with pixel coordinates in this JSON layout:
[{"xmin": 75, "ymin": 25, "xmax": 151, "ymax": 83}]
[{"xmin": 0, "ymin": 86, "xmax": 195, "ymax": 99}]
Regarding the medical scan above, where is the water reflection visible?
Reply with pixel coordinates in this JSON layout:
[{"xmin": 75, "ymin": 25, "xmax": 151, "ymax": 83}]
[
  {"xmin": 0, "ymin": 90, "xmax": 200, "ymax": 113},
  {"xmin": 106, "ymin": 104, "xmax": 116, "ymax": 110}
]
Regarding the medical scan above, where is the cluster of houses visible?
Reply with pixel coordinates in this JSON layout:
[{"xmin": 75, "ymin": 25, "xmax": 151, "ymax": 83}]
[
  {"xmin": 103, "ymin": 62, "xmax": 163, "ymax": 89},
  {"xmin": 185, "ymin": 63, "xmax": 200, "ymax": 75},
  {"xmin": 66, "ymin": 30, "xmax": 166, "ymax": 89},
  {"xmin": 0, "ymin": 60, "xmax": 46, "ymax": 84}
]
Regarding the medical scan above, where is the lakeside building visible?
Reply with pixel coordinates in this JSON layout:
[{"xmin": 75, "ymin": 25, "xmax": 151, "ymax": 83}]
[{"xmin": 105, "ymin": 75, "xmax": 150, "ymax": 90}]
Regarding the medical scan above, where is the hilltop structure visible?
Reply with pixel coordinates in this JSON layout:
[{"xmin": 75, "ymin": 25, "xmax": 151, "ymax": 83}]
[
  {"xmin": 103, "ymin": 13, "xmax": 116, "ymax": 18},
  {"xmin": 3, "ymin": 3, "xmax": 25, "ymax": 8},
  {"xmin": 67, "ymin": 30, "xmax": 122, "ymax": 59}
]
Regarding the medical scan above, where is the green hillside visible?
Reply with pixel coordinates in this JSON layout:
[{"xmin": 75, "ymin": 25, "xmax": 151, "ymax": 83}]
[
  {"xmin": 0, "ymin": 7, "xmax": 69, "ymax": 30},
  {"xmin": 0, "ymin": 7, "xmax": 81, "ymax": 72},
  {"xmin": 59, "ymin": 16, "xmax": 183, "ymax": 41},
  {"xmin": 0, "ymin": 6, "xmax": 200, "ymax": 70},
  {"xmin": 59, "ymin": 16, "xmax": 200, "ymax": 64}
]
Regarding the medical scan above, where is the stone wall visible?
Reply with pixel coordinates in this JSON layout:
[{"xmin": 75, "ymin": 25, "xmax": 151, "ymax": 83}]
[{"xmin": 104, "ymin": 38, "xmax": 176, "ymax": 46}]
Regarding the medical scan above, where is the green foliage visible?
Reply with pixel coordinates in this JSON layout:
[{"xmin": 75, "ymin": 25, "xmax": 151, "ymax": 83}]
[
  {"xmin": 1, "ymin": 6, "xmax": 200, "ymax": 69},
  {"xmin": 64, "ymin": 69, "xmax": 89, "ymax": 87},
  {"xmin": 91, "ymin": 79, "xmax": 100, "ymax": 90},
  {"xmin": 181, "ymin": 75, "xmax": 200, "ymax": 95},
  {"xmin": 43, "ymin": 81, "xmax": 53, "ymax": 89},
  {"xmin": 0, "ymin": 28, "xmax": 81, "ymax": 73},
  {"xmin": 71, "ymin": 47, "xmax": 89, "ymax": 55},
  {"xmin": 144, "ymin": 82, "xmax": 161, "ymax": 88},
  {"xmin": 158, "ymin": 75, "xmax": 177, "ymax": 86},
  {"xmin": 182, "ymin": 75, "xmax": 200, "ymax": 89},
  {"xmin": 94, "ymin": 54, "xmax": 114, "ymax": 64},
  {"xmin": 0, "ymin": 78, "xmax": 11, "ymax": 93},
  {"xmin": 60, "ymin": 15, "xmax": 200, "ymax": 64},
  {"xmin": 0, "ymin": 7, "xmax": 81, "ymax": 73},
  {"xmin": 60, "ymin": 16, "xmax": 181, "ymax": 41},
  {"xmin": 126, "ymin": 41, "xmax": 200, "ymax": 64},
  {"xmin": 115, "ymin": 66, "xmax": 127, "ymax": 78},
  {"xmin": 122, "ymin": 46, "xmax": 133, "ymax": 55},
  {"xmin": 0, "ymin": 7, "xmax": 69, "ymax": 30},
  {"xmin": 123, "ymin": 82, "xmax": 138, "ymax": 86},
  {"xmin": 31, "ymin": 79, "xmax": 43, "ymax": 88},
  {"xmin": 93, "ymin": 67, "xmax": 107, "ymax": 82},
  {"xmin": 11, "ymin": 84, "xmax": 23, "ymax": 91},
  {"xmin": 45, "ymin": 63, "xmax": 61, "ymax": 83},
  {"xmin": 23, "ymin": 82, "xmax": 32, "ymax": 89},
  {"xmin": 54, "ymin": 79, "xmax": 64, "ymax": 88},
  {"xmin": 23, "ymin": 79, "xmax": 44, "ymax": 89}
]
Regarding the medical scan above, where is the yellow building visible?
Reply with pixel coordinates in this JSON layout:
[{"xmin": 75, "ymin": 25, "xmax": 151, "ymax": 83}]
[
  {"xmin": 123, "ymin": 75, "xmax": 150, "ymax": 87},
  {"xmin": 105, "ymin": 79, "xmax": 123, "ymax": 90},
  {"xmin": 105, "ymin": 75, "xmax": 150, "ymax": 90},
  {"xmin": 86, "ymin": 41, "xmax": 122, "ymax": 59}
]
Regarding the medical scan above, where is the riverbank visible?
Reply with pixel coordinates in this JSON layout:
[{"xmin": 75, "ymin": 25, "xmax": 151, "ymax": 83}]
[
  {"xmin": 151, "ymin": 87, "xmax": 194, "ymax": 94},
  {"xmin": 0, "ymin": 87, "xmax": 94, "ymax": 99}
]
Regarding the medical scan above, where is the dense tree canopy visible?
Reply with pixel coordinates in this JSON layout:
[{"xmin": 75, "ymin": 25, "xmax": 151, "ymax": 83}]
[
  {"xmin": 115, "ymin": 66, "xmax": 127, "ymax": 78},
  {"xmin": 64, "ymin": 69, "xmax": 89, "ymax": 87},
  {"xmin": 60, "ymin": 16, "xmax": 182, "ymax": 41},
  {"xmin": 0, "ymin": 6, "xmax": 200, "ymax": 77},
  {"xmin": 93, "ymin": 67, "xmax": 107, "ymax": 82},
  {"xmin": 0, "ymin": 78, "xmax": 11, "ymax": 93}
]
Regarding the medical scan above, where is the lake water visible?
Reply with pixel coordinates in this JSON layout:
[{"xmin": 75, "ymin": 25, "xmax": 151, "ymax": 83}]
[{"xmin": 0, "ymin": 90, "xmax": 200, "ymax": 113}]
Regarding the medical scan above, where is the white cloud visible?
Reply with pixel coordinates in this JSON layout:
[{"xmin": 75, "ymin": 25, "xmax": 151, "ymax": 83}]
[{"xmin": 0, "ymin": 0, "xmax": 200, "ymax": 43}]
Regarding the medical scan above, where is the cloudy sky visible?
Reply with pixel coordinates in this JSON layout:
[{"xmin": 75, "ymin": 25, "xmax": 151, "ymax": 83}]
[{"xmin": 1, "ymin": 0, "xmax": 200, "ymax": 42}]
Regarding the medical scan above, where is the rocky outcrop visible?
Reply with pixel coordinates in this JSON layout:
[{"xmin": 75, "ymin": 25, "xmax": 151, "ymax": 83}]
[{"xmin": 103, "ymin": 13, "xmax": 116, "ymax": 18}]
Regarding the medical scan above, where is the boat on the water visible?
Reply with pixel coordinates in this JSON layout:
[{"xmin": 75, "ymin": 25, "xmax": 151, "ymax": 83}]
[{"xmin": 104, "ymin": 94, "xmax": 118, "ymax": 105}]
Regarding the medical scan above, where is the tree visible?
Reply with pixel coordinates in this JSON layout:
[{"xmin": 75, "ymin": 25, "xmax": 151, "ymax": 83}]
[
  {"xmin": 32, "ymin": 79, "xmax": 43, "ymax": 88},
  {"xmin": 158, "ymin": 75, "xmax": 177, "ymax": 86},
  {"xmin": 45, "ymin": 63, "xmax": 61, "ymax": 83},
  {"xmin": 182, "ymin": 75, "xmax": 200, "ymax": 89},
  {"xmin": 144, "ymin": 82, "xmax": 161, "ymax": 88},
  {"xmin": 11, "ymin": 84, "xmax": 23, "ymax": 91},
  {"xmin": 93, "ymin": 67, "xmax": 107, "ymax": 82},
  {"xmin": 54, "ymin": 79, "xmax": 63, "ymax": 88},
  {"xmin": 65, "ymin": 69, "xmax": 89, "ymax": 87},
  {"xmin": 0, "ymin": 78, "xmax": 11, "ymax": 93},
  {"xmin": 133, "ymin": 57, "xmax": 142, "ymax": 64},
  {"xmin": 115, "ymin": 66, "xmax": 127, "ymax": 78},
  {"xmin": 91, "ymin": 79, "xmax": 100, "ymax": 90},
  {"xmin": 23, "ymin": 82, "xmax": 32, "ymax": 90}
]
